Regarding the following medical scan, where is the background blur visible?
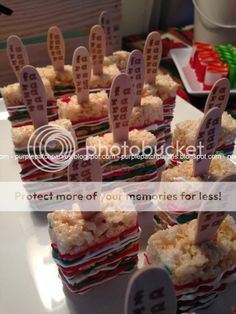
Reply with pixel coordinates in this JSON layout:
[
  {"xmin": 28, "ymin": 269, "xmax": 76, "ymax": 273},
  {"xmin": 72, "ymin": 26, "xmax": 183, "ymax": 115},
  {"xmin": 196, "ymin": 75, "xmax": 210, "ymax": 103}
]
[{"xmin": 0, "ymin": 0, "xmax": 194, "ymax": 85}]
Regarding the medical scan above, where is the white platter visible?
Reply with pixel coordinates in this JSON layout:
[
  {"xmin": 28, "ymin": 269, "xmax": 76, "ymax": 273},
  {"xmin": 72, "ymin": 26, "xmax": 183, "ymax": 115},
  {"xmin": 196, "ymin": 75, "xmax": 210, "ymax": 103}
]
[
  {"xmin": 170, "ymin": 48, "xmax": 236, "ymax": 96},
  {"xmin": 0, "ymin": 97, "xmax": 236, "ymax": 314}
]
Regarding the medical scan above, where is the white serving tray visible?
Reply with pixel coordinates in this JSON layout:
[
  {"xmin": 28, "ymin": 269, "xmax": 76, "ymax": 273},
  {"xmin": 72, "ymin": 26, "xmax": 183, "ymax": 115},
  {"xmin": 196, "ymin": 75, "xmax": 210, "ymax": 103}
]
[
  {"xmin": 170, "ymin": 48, "xmax": 236, "ymax": 96},
  {"xmin": 0, "ymin": 97, "xmax": 236, "ymax": 314}
]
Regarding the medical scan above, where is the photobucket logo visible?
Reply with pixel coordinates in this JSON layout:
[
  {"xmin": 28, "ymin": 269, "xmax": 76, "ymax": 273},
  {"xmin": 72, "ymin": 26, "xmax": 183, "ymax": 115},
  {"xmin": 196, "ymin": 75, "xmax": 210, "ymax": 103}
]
[
  {"xmin": 86, "ymin": 141, "xmax": 157, "ymax": 160},
  {"xmin": 27, "ymin": 125, "xmax": 76, "ymax": 172}
]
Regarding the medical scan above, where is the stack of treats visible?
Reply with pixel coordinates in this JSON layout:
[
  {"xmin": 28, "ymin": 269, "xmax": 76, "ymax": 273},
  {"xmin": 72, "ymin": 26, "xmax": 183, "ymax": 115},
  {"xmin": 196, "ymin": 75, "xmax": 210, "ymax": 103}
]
[{"xmin": 48, "ymin": 148, "xmax": 141, "ymax": 293}]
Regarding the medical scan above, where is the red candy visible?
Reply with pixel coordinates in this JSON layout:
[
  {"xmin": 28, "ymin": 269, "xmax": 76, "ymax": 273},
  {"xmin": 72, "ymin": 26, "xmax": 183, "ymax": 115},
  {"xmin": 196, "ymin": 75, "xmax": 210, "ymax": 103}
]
[
  {"xmin": 60, "ymin": 96, "xmax": 71, "ymax": 103},
  {"xmin": 190, "ymin": 42, "xmax": 229, "ymax": 89}
]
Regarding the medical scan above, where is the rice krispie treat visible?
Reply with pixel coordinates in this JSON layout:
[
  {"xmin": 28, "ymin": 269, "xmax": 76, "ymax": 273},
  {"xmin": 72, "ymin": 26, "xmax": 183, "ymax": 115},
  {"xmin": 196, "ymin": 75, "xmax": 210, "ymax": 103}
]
[
  {"xmin": 130, "ymin": 95, "xmax": 165, "ymax": 149},
  {"xmin": 87, "ymin": 129, "xmax": 164, "ymax": 182},
  {"xmin": 37, "ymin": 64, "xmax": 74, "ymax": 97},
  {"xmin": 146, "ymin": 215, "xmax": 236, "ymax": 312},
  {"xmin": 172, "ymin": 112, "xmax": 236, "ymax": 164},
  {"xmin": 143, "ymin": 74, "xmax": 178, "ymax": 140},
  {"xmin": 48, "ymin": 188, "xmax": 141, "ymax": 294},
  {"xmin": 89, "ymin": 63, "xmax": 120, "ymax": 90},
  {"xmin": 58, "ymin": 91, "xmax": 109, "ymax": 146},
  {"xmin": 104, "ymin": 50, "xmax": 130, "ymax": 71},
  {"xmin": 12, "ymin": 118, "xmax": 76, "ymax": 181},
  {"xmin": 1, "ymin": 78, "xmax": 57, "ymax": 127}
]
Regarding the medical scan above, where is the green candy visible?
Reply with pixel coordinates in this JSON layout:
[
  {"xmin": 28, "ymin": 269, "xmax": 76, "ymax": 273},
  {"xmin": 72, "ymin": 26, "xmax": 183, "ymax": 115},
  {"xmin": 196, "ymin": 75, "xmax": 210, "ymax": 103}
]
[{"xmin": 229, "ymin": 63, "xmax": 236, "ymax": 88}]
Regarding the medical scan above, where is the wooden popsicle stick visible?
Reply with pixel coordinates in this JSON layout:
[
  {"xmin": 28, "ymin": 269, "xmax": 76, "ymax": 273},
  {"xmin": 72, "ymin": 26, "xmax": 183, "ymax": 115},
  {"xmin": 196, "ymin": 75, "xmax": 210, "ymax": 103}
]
[
  {"xmin": 143, "ymin": 31, "xmax": 162, "ymax": 85},
  {"xmin": 193, "ymin": 107, "xmax": 222, "ymax": 177},
  {"xmin": 72, "ymin": 46, "xmax": 91, "ymax": 104},
  {"xmin": 126, "ymin": 50, "xmax": 145, "ymax": 107},
  {"xmin": 109, "ymin": 73, "xmax": 134, "ymax": 143},
  {"xmin": 204, "ymin": 78, "xmax": 230, "ymax": 114},
  {"xmin": 89, "ymin": 25, "xmax": 106, "ymax": 75},
  {"xmin": 7, "ymin": 35, "xmax": 29, "ymax": 81},
  {"xmin": 99, "ymin": 10, "xmax": 114, "ymax": 56},
  {"xmin": 195, "ymin": 173, "xmax": 236, "ymax": 245},
  {"xmin": 125, "ymin": 266, "xmax": 177, "ymax": 314},
  {"xmin": 47, "ymin": 26, "xmax": 65, "ymax": 71},
  {"xmin": 67, "ymin": 147, "xmax": 102, "ymax": 220},
  {"xmin": 19, "ymin": 65, "xmax": 48, "ymax": 129}
]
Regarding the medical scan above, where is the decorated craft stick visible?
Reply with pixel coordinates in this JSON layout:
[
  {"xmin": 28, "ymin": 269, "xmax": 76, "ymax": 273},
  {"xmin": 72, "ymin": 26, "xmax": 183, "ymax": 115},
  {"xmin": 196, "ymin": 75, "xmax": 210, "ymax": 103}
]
[
  {"xmin": 47, "ymin": 26, "xmax": 65, "ymax": 71},
  {"xmin": 19, "ymin": 65, "xmax": 48, "ymax": 129},
  {"xmin": 193, "ymin": 107, "xmax": 222, "ymax": 177},
  {"xmin": 7, "ymin": 35, "xmax": 29, "ymax": 81},
  {"xmin": 125, "ymin": 266, "xmax": 177, "ymax": 314},
  {"xmin": 67, "ymin": 147, "xmax": 102, "ymax": 220},
  {"xmin": 204, "ymin": 78, "xmax": 230, "ymax": 114},
  {"xmin": 143, "ymin": 32, "xmax": 162, "ymax": 85},
  {"xmin": 195, "ymin": 173, "xmax": 236, "ymax": 244},
  {"xmin": 89, "ymin": 25, "xmax": 106, "ymax": 75},
  {"xmin": 126, "ymin": 50, "xmax": 145, "ymax": 107},
  {"xmin": 99, "ymin": 10, "xmax": 114, "ymax": 56},
  {"xmin": 109, "ymin": 73, "xmax": 134, "ymax": 143},
  {"xmin": 72, "ymin": 46, "xmax": 91, "ymax": 104}
]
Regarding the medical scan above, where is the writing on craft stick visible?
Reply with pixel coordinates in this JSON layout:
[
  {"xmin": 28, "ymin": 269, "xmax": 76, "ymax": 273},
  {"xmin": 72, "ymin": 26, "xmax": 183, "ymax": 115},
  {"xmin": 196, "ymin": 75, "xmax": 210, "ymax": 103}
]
[
  {"xmin": 21, "ymin": 71, "xmax": 44, "ymax": 111},
  {"xmin": 109, "ymin": 74, "xmax": 133, "ymax": 143},
  {"xmin": 7, "ymin": 35, "xmax": 29, "ymax": 80},
  {"xmin": 125, "ymin": 267, "xmax": 177, "ymax": 314},
  {"xmin": 19, "ymin": 65, "xmax": 48, "ymax": 129},
  {"xmin": 133, "ymin": 288, "xmax": 166, "ymax": 313},
  {"xmin": 68, "ymin": 148, "xmax": 102, "ymax": 218},
  {"xmin": 69, "ymin": 159, "xmax": 93, "ymax": 182},
  {"xmin": 126, "ymin": 50, "xmax": 144, "ymax": 106},
  {"xmin": 47, "ymin": 26, "xmax": 65, "ymax": 71},
  {"xmin": 195, "ymin": 173, "xmax": 236, "ymax": 244},
  {"xmin": 72, "ymin": 47, "xmax": 91, "ymax": 104},
  {"xmin": 197, "ymin": 116, "xmax": 220, "ymax": 150},
  {"xmin": 99, "ymin": 11, "xmax": 114, "ymax": 56},
  {"xmin": 89, "ymin": 25, "xmax": 105, "ymax": 75},
  {"xmin": 193, "ymin": 107, "xmax": 221, "ymax": 177},
  {"xmin": 144, "ymin": 32, "xmax": 162, "ymax": 84},
  {"xmin": 195, "ymin": 211, "xmax": 227, "ymax": 245},
  {"xmin": 200, "ymin": 212, "xmax": 225, "ymax": 230},
  {"xmin": 204, "ymin": 78, "xmax": 230, "ymax": 114}
]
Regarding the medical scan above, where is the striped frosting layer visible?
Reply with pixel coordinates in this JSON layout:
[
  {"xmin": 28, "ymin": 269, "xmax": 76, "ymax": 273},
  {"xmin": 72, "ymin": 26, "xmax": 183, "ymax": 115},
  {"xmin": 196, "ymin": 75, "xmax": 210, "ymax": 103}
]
[{"xmin": 51, "ymin": 226, "xmax": 140, "ymax": 294}]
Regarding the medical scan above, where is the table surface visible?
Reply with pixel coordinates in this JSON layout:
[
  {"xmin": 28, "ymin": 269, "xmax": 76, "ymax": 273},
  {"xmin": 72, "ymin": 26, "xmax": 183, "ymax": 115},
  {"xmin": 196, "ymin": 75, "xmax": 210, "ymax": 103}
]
[{"xmin": 0, "ymin": 96, "xmax": 236, "ymax": 314}]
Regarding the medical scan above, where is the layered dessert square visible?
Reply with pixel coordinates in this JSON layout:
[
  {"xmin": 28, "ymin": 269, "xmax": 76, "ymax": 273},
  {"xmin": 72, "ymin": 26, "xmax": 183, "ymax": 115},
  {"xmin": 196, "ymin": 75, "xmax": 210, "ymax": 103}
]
[
  {"xmin": 12, "ymin": 119, "xmax": 76, "ymax": 181},
  {"xmin": 104, "ymin": 50, "xmax": 130, "ymax": 71},
  {"xmin": 57, "ymin": 93, "xmax": 165, "ymax": 148},
  {"xmin": 37, "ymin": 65, "xmax": 74, "ymax": 97},
  {"xmin": 48, "ymin": 188, "xmax": 140, "ymax": 294},
  {"xmin": 86, "ymin": 129, "xmax": 164, "ymax": 182},
  {"xmin": 1, "ymin": 78, "xmax": 57, "ymax": 127},
  {"xmin": 57, "ymin": 91, "xmax": 109, "ymax": 146},
  {"xmin": 171, "ymin": 112, "xmax": 236, "ymax": 167},
  {"xmin": 89, "ymin": 63, "xmax": 120, "ymax": 91},
  {"xmin": 143, "ymin": 73, "xmax": 178, "ymax": 140},
  {"xmin": 146, "ymin": 215, "xmax": 236, "ymax": 312}
]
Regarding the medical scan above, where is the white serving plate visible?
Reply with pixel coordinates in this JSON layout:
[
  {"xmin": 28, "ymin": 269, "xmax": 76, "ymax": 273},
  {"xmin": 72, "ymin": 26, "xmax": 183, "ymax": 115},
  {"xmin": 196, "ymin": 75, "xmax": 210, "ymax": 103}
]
[
  {"xmin": 170, "ymin": 48, "xmax": 236, "ymax": 96},
  {"xmin": 0, "ymin": 97, "xmax": 236, "ymax": 314}
]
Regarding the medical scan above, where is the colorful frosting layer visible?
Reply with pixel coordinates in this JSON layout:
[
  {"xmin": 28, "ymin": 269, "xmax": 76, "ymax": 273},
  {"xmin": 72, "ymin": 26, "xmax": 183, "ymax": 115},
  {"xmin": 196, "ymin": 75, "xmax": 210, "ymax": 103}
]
[
  {"xmin": 50, "ymin": 223, "xmax": 140, "ymax": 294},
  {"xmin": 8, "ymin": 100, "xmax": 58, "ymax": 127}
]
